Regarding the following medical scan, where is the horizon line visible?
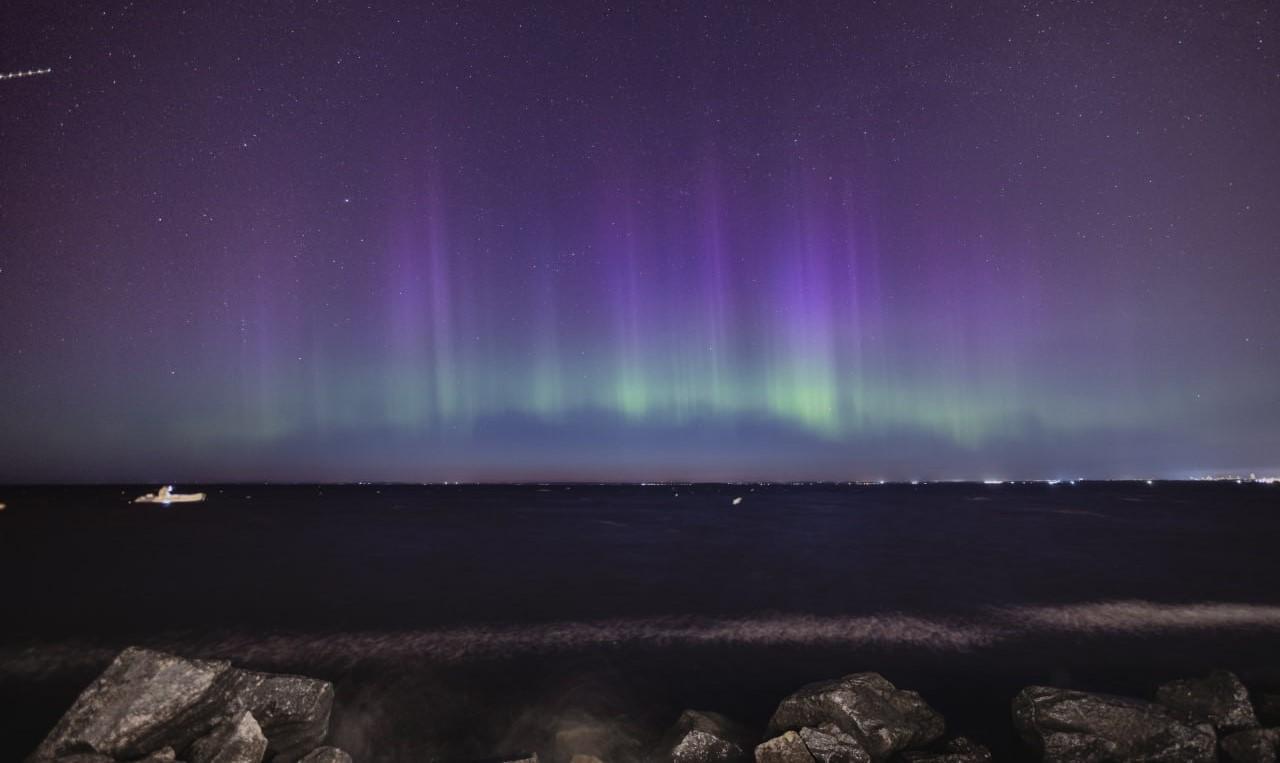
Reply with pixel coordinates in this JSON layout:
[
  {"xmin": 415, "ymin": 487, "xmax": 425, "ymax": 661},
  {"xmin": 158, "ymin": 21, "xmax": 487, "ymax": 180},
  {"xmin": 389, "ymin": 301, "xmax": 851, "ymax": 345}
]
[{"xmin": 1, "ymin": 477, "xmax": 1277, "ymax": 488}]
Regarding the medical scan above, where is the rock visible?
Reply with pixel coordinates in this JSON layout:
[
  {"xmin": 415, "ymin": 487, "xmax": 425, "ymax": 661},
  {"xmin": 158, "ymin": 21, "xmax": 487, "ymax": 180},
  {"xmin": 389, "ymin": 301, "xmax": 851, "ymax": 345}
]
[
  {"xmin": 50, "ymin": 755, "xmax": 115, "ymax": 763},
  {"xmin": 662, "ymin": 709, "xmax": 751, "ymax": 763},
  {"xmin": 298, "ymin": 747, "xmax": 354, "ymax": 763},
  {"xmin": 1221, "ymin": 728, "xmax": 1280, "ymax": 763},
  {"xmin": 136, "ymin": 748, "xmax": 179, "ymax": 762},
  {"xmin": 755, "ymin": 731, "xmax": 815, "ymax": 763},
  {"xmin": 766, "ymin": 673, "xmax": 944, "ymax": 761},
  {"xmin": 188, "ymin": 711, "xmax": 268, "ymax": 763},
  {"xmin": 1156, "ymin": 671, "xmax": 1259, "ymax": 732},
  {"xmin": 897, "ymin": 737, "xmax": 992, "ymax": 762},
  {"xmin": 28, "ymin": 647, "xmax": 335, "ymax": 763},
  {"xmin": 569, "ymin": 756, "xmax": 604, "ymax": 763},
  {"xmin": 222, "ymin": 669, "xmax": 334, "ymax": 762},
  {"xmin": 797, "ymin": 725, "xmax": 871, "ymax": 763},
  {"xmin": 1012, "ymin": 685, "xmax": 1217, "ymax": 762},
  {"xmin": 30, "ymin": 647, "xmax": 235, "ymax": 761}
]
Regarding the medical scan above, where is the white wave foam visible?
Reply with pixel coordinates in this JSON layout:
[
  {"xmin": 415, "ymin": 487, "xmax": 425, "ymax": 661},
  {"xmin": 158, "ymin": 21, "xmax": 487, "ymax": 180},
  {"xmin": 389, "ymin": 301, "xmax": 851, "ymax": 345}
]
[
  {"xmin": 168, "ymin": 612, "xmax": 998, "ymax": 669},
  {"xmin": 1008, "ymin": 600, "xmax": 1280, "ymax": 633},
  {"xmin": 5, "ymin": 601, "xmax": 1280, "ymax": 680}
]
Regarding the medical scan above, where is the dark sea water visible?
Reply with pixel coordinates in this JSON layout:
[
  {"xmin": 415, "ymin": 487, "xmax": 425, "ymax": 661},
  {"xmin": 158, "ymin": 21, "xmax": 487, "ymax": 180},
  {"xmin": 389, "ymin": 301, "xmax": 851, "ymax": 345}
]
[{"xmin": 2, "ymin": 482, "xmax": 1279, "ymax": 761}]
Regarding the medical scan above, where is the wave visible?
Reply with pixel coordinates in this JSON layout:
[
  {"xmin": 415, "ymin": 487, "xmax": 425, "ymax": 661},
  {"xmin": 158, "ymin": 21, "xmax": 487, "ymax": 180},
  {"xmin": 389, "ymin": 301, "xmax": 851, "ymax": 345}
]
[
  {"xmin": 1008, "ymin": 600, "xmax": 1280, "ymax": 633},
  {"xmin": 4, "ymin": 600, "xmax": 1280, "ymax": 680}
]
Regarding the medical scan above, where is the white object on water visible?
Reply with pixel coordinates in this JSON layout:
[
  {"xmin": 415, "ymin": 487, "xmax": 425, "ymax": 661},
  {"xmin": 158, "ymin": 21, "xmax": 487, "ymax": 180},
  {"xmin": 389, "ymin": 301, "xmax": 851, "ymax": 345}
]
[
  {"xmin": 732, "ymin": 496, "xmax": 743, "ymax": 505},
  {"xmin": 134, "ymin": 485, "xmax": 206, "ymax": 504}
]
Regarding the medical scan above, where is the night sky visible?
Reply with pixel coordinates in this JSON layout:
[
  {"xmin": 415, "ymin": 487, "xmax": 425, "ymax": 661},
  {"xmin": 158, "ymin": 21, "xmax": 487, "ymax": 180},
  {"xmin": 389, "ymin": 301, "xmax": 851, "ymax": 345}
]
[{"xmin": 2, "ymin": 2, "xmax": 1277, "ymax": 482}]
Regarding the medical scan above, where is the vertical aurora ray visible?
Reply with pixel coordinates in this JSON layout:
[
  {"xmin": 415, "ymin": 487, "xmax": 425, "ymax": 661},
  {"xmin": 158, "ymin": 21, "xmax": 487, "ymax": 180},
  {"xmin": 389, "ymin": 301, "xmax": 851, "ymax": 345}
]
[
  {"xmin": 363, "ymin": 156, "xmax": 1148, "ymax": 451},
  {"xmin": 695, "ymin": 162, "xmax": 733, "ymax": 414},
  {"xmin": 151, "ymin": 137, "xmax": 1228, "ymax": 483},
  {"xmin": 2, "ymin": 1, "xmax": 1274, "ymax": 482},
  {"xmin": 608, "ymin": 193, "xmax": 652, "ymax": 420}
]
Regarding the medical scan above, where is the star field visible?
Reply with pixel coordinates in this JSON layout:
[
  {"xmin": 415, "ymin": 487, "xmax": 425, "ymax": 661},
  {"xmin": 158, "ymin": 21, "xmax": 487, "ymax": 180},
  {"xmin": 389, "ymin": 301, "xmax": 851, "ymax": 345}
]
[{"xmin": 1, "ymin": 1, "xmax": 1277, "ymax": 481}]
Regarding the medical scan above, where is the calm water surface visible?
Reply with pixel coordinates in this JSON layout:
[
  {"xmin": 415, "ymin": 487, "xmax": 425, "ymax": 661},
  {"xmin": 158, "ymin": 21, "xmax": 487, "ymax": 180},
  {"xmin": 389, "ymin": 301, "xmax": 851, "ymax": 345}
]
[{"xmin": 1, "ymin": 483, "xmax": 1278, "ymax": 760}]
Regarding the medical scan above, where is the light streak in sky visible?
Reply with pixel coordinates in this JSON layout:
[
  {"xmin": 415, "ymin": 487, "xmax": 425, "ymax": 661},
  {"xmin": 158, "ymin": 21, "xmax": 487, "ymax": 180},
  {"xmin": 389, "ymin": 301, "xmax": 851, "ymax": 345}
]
[{"xmin": 0, "ymin": 68, "xmax": 52, "ymax": 81}]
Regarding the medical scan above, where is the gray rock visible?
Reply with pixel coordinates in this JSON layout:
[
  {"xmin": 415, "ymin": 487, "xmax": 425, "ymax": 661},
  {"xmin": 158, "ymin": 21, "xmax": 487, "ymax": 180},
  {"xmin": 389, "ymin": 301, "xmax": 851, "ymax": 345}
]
[
  {"xmin": 136, "ymin": 748, "xmax": 178, "ymax": 762},
  {"xmin": 51, "ymin": 755, "xmax": 115, "ymax": 763},
  {"xmin": 797, "ymin": 724, "xmax": 871, "ymax": 763},
  {"xmin": 897, "ymin": 737, "xmax": 992, "ymax": 762},
  {"xmin": 766, "ymin": 673, "xmax": 944, "ymax": 761},
  {"xmin": 30, "ymin": 647, "xmax": 235, "ymax": 761},
  {"xmin": 188, "ymin": 711, "xmax": 268, "ymax": 763},
  {"xmin": 1221, "ymin": 728, "xmax": 1280, "ymax": 763},
  {"xmin": 1156, "ymin": 671, "xmax": 1259, "ymax": 732},
  {"xmin": 298, "ymin": 747, "xmax": 354, "ymax": 763},
  {"xmin": 755, "ymin": 731, "xmax": 815, "ymax": 763},
  {"xmin": 1012, "ymin": 685, "xmax": 1217, "ymax": 762},
  {"xmin": 222, "ymin": 669, "xmax": 334, "ymax": 762},
  {"xmin": 663, "ymin": 709, "xmax": 751, "ymax": 763}
]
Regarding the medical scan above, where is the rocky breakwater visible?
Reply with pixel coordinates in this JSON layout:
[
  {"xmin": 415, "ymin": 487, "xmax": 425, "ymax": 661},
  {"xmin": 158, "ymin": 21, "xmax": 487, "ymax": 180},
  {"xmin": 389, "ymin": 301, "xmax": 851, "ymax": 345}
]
[
  {"xmin": 29, "ymin": 648, "xmax": 1280, "ymax": 763},
  {"xmin": 652, "ymin": 668, "xmax": 1278, "ymax": 763},
  {"xmin": 27, "ymin": 647, "xmax": 351, "ymax": 763},
  {"xmin": 648, "ymin": 673, "xmax": 990, "ymax": 763},
  {"xmin": 1014, "ymin": 670, "xmax": 1279, "ymax": 762}
]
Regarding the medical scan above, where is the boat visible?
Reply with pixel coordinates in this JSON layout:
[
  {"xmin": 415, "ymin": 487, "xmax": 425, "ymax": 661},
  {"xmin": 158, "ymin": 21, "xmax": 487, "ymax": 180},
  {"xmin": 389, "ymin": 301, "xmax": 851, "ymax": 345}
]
[{"xmin": 134, "ymin": 485, "xmax": 206, "ymax": 504}]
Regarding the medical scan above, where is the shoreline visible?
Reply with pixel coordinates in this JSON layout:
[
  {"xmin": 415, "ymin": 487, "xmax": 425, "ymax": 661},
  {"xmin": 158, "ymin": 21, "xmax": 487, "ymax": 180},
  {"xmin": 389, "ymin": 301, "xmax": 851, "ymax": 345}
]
[{"xmin": 21, "ymin": 646, "xmax": 1280, "ymax": 762}]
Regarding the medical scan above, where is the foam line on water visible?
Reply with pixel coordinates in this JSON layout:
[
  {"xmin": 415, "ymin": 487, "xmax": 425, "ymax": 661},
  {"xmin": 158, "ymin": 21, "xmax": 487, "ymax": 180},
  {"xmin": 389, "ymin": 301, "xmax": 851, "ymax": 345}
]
[
  {"xmin": 1007, "ymin": 600, "xmax": 1280, "ymax": 633},
  {"xmin": 5, "ymin": 600, "xmax": 1280, "ymax": 679}
]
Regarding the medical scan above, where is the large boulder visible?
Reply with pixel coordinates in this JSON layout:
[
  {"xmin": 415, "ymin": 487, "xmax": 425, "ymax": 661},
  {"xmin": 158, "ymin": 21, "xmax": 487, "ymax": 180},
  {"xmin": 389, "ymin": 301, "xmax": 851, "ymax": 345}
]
[
  {"xmin": 1156, "ymin": 671, "xmax": 1259, "ymax": 732},
  {"xmin": 766, "ymin": 673, "xmax": 943, "ymax": 761},
  {"xmin": 188, "ymin": 711, "xmax": 268, "ymax": 763},
  {"xmin": 29, "ymin": 647, "xmax": 335, "ymax": 763},
  {"xmin": 796, "ymin": 724, "xmax": 871, "ymax": 763},
  {"xmin": 755, "ymin": 725, "xmax": 872, "ymax": 763},
  {"xmin": 29, "ymin": 647, "xmax": 235, "ymax": 761},
  {"xmin": 662, "ymin": 709, "xmax": 751, "ymax": 763},
  {"xmin": 298, "ymin": 748, "xmax": 354, "ymax": 763},
  {"xmin": 223, "ymin": 669, "xmax": 334, "ymax": 761},
  {"xmin": 1012, "ymin": 685, "xmax": 1217, "ymax": 762},
  {"xmin": 755, "ymin": 731, "xmax": 816, "ymax": 763},
  {"xmin": 1221, "ymin": 728, "xmax": 1279, "ymax": 763}
]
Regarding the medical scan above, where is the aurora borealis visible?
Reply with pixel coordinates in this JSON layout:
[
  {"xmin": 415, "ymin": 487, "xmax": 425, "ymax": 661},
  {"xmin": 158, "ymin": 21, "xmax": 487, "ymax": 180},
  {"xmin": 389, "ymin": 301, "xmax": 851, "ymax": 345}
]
[{"xmin": 2, "ymin": 2, "xmax": 1278, "ymax": 482}]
